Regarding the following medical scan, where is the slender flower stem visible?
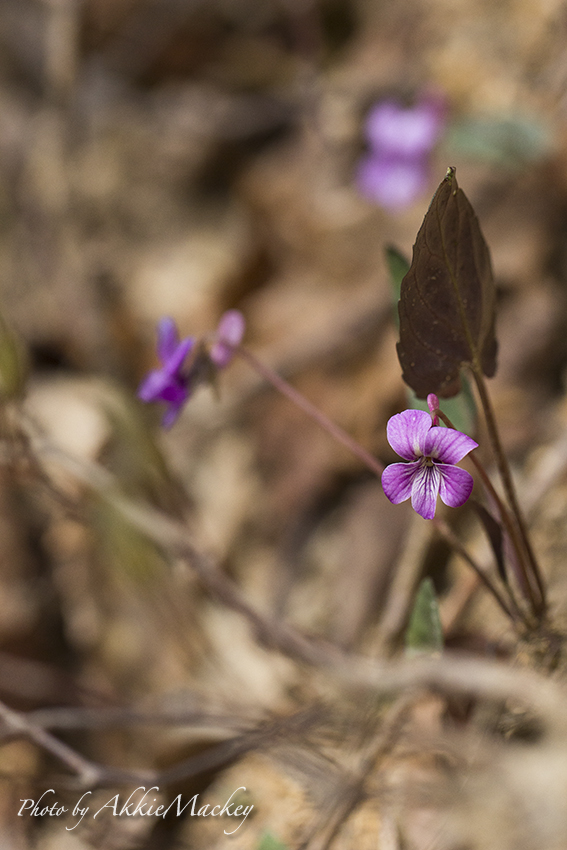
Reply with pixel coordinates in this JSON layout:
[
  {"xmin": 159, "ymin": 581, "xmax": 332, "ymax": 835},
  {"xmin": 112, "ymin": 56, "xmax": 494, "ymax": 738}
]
[
  {"xmin": 471, "ymin": 367, "xmax": 546, "ymax": 616},
  {"xmin": 469, "ymin": 454, "xmax": 539, "ymax": 614},
  {"xmin": 431, "ymin": 517, "xmax": 520, "ymax": 623},
  {"xmin": 236, "ymin": 346, "xmax": 385, "ymax": 478},
  {"xmin": 435, "ymin": 407, "xmax": 539, "ymax": 618}
]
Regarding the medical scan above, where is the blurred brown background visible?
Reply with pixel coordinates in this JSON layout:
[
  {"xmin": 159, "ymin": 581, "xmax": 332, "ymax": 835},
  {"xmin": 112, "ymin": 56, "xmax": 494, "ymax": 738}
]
[{"xmin": 2, "ymin": 1, "xmax": 567, "ymax": 848}]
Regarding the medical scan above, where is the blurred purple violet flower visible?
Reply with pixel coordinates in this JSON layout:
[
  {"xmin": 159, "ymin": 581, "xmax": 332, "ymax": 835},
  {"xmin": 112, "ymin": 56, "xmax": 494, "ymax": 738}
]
[
  {"xmin": 138, "ymin": 317, "xmax": 195, "ymax": 428},
  {"xmin": 381, "ymin": 409, "xmax": 477, "ymax": 519},
  {"xmin": 357, "ymin": 95, "xmax": 445, "ymax": 211},
  {"xmin": 138, "ymin": 310, "xmax": 246, "ymax": 428}
]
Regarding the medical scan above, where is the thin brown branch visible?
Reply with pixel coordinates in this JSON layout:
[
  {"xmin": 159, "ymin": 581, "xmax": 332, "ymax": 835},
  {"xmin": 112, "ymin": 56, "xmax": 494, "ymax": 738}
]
[
  {"xmin": 27, "ymin": 705, "xmax": 250, "ymax": 732},
  {"xmin": 0, "ymin": 698, "xmax": 107, "ymax": 787},
  {"xmin": 236, "ymin": 346, "xmax": 385, "ymax": 478},
  {"xmin": 298, "ymin": 693, "xmax": 415, "ymax": 850}
]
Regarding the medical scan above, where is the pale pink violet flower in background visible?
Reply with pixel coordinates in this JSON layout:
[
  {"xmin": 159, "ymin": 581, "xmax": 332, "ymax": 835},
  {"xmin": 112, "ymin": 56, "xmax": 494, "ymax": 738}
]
[
  {"xmin": 381, "ymin": 409, "xmax": 477, "ymax": 519},
  {"xmin": 357, "ymin": 95, "xmax": 446, "ymax": 212},
  {"xmin": 365, "ymin": 98, "xmax": 445, "ymax": 158}
]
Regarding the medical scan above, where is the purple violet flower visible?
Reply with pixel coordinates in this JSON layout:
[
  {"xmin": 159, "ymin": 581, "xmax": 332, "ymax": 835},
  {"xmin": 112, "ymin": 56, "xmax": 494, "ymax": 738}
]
[
  {"xmin": 138, "ymin": 317, "xmax": 195, "ymax": 428},
  {"xmin": 357, "ymin": 95, "xmax": 445, "ymax": 212},
  {"xmin": 381, "ymin": 409, "xmax": 477, "ymax": 520},
  {"xmin": 138, "ymin": 311, "xmax": 246, "ymax": 428}
]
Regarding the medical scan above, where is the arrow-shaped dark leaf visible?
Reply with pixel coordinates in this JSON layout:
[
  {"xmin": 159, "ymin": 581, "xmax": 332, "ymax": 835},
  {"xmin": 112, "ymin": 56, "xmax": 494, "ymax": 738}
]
[{"xmin": 397, "ymin": 168, "xmax": 498, "ymax": 398}]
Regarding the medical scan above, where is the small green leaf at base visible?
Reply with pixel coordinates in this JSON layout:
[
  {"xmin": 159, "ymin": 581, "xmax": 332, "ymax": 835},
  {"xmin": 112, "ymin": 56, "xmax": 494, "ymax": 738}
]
[
  {"xmin": 405, "ymin": 577, "xmax": 444, "ymax": 657},
  {"xmin": 257, "ymin": 832, "xmax": 288, "ymax": 850}
]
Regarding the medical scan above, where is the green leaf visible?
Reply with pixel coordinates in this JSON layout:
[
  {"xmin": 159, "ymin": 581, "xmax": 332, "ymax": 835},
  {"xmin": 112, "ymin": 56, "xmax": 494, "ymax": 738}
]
[
  {"xmin": 102, "ymin": 389, "xmax": 183, "ymax": 512},
  {"xmin": 90, "ymin": 387, "xmax": 182, "ymax": 583},
  {"xmin": 446, "ymin": 115, "xmax": 551, "ymax": 168},
  {"xmin": 385, "ymin": 245, "xmax": 411, "ymax": 330},
  {"xmin": 257, "ymin": 832, "xmax": 288, "ymax": 850},
  {"xmin": 397, "ymin": 168, "xmax": 498, "ymax": 398},
  {"xmin": 92, "ymin": 497, "xmax": 165, "ymax": 583},
  {"xmin": 0, "ymin": 318, "xmax": 28, "ymax": 400},
  {"xmin": 405, "ymin": 577, "xmax": 444, "ymax": 657}
]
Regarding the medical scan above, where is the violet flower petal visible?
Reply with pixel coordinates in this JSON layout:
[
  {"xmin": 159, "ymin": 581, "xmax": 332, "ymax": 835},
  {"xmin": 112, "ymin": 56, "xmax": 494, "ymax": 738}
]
[
  {"xmin": 162, "ymin": 403, "xmax": 184, "ymax": 429},
  {"xmin": 365, "ymin": 99, "xmax": 444, "ymax": 158},
  {"xmin": 138, "ymin": 369, "xmax": 171, "ymax": 402},
  {"xmin": 155, "ymin": 317, "xmax": 194, "ymax": 372},
  {"xmin": 139, "ymin": 317, "xmax": 195, "ymax": 426},
  {"xmin": 210, "ymin": 309, "xmax": 246, "ymax": 368},
  {"xmin": 386, "ymin": 409, "xmax": 432, "ymax": 460},
  {"xmin": 166, "ymin": 336, "xmax": 194, "ymax": 374},
  {"xmin": 357, "ymin": 155, "xmax": 428, "ymax": 211},
  {"xmin": 157, "ymin": 317, "xmax": 179, "ymax": 362},
  {"xmin": 381, "ymin": 460, "xmax": 421, "ymax": 504},
  {"xmin": 438, "ymin": 464, "xmax": 474, "ymax": 508},
  {"xmin": 423, "ymin": 426, "xmax": 478, "ymax": 464},
  {"xmin": 411, "ymin": 464, "xmax": 441, "ymax": 520},
  {"xmin": 218, "ymin": 309, "xmax": 245, "ymax": 345},
  {"xmin": 159, "ymin": 380, "xmax": 189, "ymax": 406}
]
